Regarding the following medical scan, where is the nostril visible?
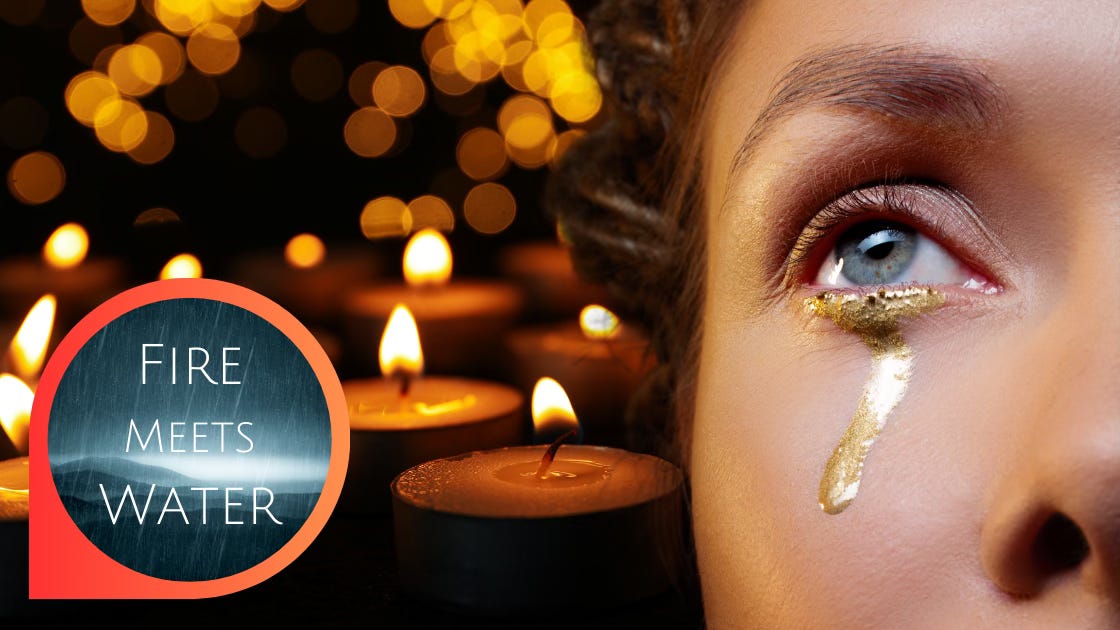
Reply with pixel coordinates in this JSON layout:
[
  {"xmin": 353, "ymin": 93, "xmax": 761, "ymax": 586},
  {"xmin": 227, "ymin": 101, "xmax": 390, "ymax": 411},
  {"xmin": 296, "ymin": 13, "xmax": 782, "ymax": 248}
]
[{"xmin": 1033, "ymin": 513, "xmax": 1089, "ymax": 574}]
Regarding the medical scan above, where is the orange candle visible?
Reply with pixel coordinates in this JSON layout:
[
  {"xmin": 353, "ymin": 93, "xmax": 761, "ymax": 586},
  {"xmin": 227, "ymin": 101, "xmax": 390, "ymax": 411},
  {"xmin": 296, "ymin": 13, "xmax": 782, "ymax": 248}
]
[
  {"xmin": 0, "ymin": 224, "xmax": 124, "ymax": 326},
  {"xmin": 341, "ymin": 305, "xmax": 523, "ymax": 513},
  {"xmin": 342, "ymin": 229, "xmax": 522, "ymax": 377},
  {"xmin": 504, "ymin": 305, "xmax": 656, "ymax": 445},
  {"xmin": 392, "ymin": 378, "xmax": 684, "ymax": 614}
]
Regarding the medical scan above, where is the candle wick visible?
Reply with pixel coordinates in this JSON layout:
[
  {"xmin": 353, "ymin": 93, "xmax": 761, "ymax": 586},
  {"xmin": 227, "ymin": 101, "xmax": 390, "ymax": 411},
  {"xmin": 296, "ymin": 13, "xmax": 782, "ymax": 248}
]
[
  {"xmin": 535, "ymin": 429, "xmax": 577, "ymax": 480},
  {"xmin": 397, "ymin": 373, "xmax": 412, "ymax": 398}
]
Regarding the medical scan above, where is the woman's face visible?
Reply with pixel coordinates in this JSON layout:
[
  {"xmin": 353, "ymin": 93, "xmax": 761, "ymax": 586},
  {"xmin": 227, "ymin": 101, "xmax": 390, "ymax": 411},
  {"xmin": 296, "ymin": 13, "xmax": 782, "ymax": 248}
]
[{"xmin": 691, "ymin": 0, "xmax": 1119, "ymax": 627}]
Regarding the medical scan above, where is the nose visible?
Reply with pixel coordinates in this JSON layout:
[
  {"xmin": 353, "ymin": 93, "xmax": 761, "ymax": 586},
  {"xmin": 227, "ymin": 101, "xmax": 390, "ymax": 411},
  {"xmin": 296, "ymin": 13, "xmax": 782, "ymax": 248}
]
[{"xmin": 980, "ymin": 313, "xmax": 1120, "ymax": 601}]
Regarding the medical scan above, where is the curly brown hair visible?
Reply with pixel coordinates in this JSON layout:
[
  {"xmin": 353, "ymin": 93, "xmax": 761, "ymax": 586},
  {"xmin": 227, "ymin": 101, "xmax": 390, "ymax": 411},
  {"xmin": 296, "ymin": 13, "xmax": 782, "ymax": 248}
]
[{"xmin": 547, "ymin": 0, "xmax": 749, "ymax": 467}]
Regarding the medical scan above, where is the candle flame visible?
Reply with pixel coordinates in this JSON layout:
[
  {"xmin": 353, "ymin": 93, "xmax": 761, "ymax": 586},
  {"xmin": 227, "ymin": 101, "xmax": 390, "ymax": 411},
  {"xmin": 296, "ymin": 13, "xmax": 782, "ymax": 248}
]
[
  {"xmin": 42, "ymin": 223, "xmax": 90, "ymax": 269},
  {"xmin": 0, "ymin": 374, "xmax": 33, "ymax": 454},
  {"xmin": 285, "ymin": 233, "xmax": 326, "ymax": 269},
  {"xmin": 10, "ymin": 294, "xmax": 55, "ymax": 381},
  {"xmin": 531, "ymin": 376, "xmax": 579, "ymax": 438},
  {"xmin": 160, "ymin": 253, "xmax": 202, "ymax": 279},
  {"xmin": 403, "ymin": 228, "xmax": 452, "ymax": 287},
  {"xmin": 379, "ymin": 304, "xmax": 424, "ymax": 379},
  {"xmin": 579, "ymin": 304, "xmax": 621, "ymax": 340}
]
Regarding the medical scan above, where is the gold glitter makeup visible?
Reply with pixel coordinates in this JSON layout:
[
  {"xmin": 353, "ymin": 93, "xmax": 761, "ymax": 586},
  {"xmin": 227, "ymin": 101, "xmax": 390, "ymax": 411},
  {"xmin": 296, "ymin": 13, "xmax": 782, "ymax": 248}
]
[{"xmin": 805, "ymin": 286, "xmax": 945, "ymax": 514}]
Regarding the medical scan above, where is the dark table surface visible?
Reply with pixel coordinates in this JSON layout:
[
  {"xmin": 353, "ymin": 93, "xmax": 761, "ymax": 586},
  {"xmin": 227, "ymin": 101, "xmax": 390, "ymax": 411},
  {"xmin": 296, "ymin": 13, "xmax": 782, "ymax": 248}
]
[{"xmin": 2, "ymin": 511, "xmax": 705, "ymax": 628}]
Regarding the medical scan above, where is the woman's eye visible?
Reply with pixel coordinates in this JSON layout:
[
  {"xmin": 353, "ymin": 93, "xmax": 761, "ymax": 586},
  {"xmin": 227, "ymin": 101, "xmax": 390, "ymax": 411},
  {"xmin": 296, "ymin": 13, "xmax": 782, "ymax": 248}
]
[{"xmin": 813, "ymin": 219, "xmax": 990, "ymax": 290}]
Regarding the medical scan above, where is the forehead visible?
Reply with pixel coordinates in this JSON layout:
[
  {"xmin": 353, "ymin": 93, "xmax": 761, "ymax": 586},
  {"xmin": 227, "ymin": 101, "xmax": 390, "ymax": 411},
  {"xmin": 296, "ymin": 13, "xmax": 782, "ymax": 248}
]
[{"xmin": 703, "ymin": 0, "xmax": 1120, "ymax": 198}]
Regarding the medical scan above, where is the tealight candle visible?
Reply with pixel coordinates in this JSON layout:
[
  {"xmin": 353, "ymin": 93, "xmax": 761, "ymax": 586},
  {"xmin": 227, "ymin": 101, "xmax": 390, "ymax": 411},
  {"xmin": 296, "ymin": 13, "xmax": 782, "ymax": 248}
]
[
  {"xmin": 227, "ymin": 235, "xmax": 381, "ymax": 325},
  {"xmin": 342, "ymin": 229, "xmax": 522, "ymax": 376},
  {"xmin": 392, "ymin": 378, "xmax": 685, "ymax": 615},
  {"xmin": 504, "ymin": 305, "xmax": 656, "ymax": 445},
  {"xmin": 0, "ymin": 224, "xmax": 125, "ymax": 326},
  {"xmin": 341, "ymin": 305, "xmax": 524, "ymax": 513},
  {"xmin": 497, "ymin": 240, "xmax": 613, "ymax": 321}
]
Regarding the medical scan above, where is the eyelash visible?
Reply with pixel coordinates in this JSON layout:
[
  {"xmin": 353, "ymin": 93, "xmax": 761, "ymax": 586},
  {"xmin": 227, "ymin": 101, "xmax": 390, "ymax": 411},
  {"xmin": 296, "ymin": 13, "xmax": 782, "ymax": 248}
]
[{"xmin": 783, "ymin": 180, "xmax": 969, "ymax": 288}]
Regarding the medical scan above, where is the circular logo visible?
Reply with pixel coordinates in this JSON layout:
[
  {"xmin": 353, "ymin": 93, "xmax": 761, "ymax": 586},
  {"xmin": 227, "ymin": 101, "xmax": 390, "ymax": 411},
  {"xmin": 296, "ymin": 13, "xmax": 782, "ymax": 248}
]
[{"xmin": 41, "ymin": 282, "xmax": 343, "ymax": 586}]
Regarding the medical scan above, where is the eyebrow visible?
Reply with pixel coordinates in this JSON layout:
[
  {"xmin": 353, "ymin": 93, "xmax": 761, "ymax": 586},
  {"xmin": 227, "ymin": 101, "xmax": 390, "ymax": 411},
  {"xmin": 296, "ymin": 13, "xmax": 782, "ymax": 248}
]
[{"xmin": 727, "ymin": 44, "xmax": 1008, "ymax": 183}]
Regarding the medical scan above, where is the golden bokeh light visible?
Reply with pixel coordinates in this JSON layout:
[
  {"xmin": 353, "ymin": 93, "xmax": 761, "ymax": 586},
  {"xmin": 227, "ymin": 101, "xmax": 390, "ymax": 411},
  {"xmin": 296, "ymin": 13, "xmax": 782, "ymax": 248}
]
[
  {"xmin": 164, "ymin": 69, "xmax": 220, "ymax": 121},
  {"xmin": 82, "ymin": 0, "xmax": 135, "ymax": 26},
  {"xmin": 534, "ymin": 10, "xmax": 575, "ymax": 48},
  {"xmin": 94, "ymin": 98, "xmax": 148, "ymax": 152},
  {"xmin": 403, "ymin": 228, "xmax": 453, "ymax": 287},
  {"xmin": 407, "ymin": 195, "xmax": 455, "ymax": 232},
  {"xmin": 291, "ymin": 48, "xmax": 344, "ymax": 102},
  {"xmin": 7, "ymin": 151, "xmax": 65, "ymax": 205},
  {"xmin": 9, "ymin": 294, "xmax": 56, "ymax": 383},
  {"xmin": 160, "ymin": 253, "xmax": 203, "ymax": 279},
  {"xmin": 379, "ymin": 304, "xmax": 423, "ymax": 379},
  {"xmin": 305, "ymin": 0, "xmax": 358, "ymax": 34},
  {"xmin": 522, "ymin": 0, "xmax": 571, "ymax": 40},
  {"xmin": 137, "ymin": 31, "xmax": 186, "ymax": 85},
  {"xmin": 69, "ymin": 18, "xmax": 123, "ymax": 66},
  {"xmin": 456, "ymin": 127, "xmax": 508, "ymax": 181},
  {"xmin": 344, "ymin": 106, "xmax": 397, "ymax": 158},
  {"xmin": 372, "ymin": 66, "xmax": 427, "ymax": 117},
  {"xmin": 429, "ymin": 56, "xmax": 477, "ymax": 96},
  {"xmin": 43, "ymin": 224, "xmax": 89, "ymax": 270},
  {"xmin": 435, "ymin": 0, "xmax": 473, "ymax": 20},
  {"xmin": 65, "ymin": 71, "xmax": 121, "ymax": 127},
  {"xmin": 500, "ymin": 39, "xmax": 534, "ymax": 92},
  {"xmin": 263, "ymin": 0, "xmax": 304, "ymax": 10},
  {"xmin": 127, "ymin": 111, "xmax": 175, "ymax": 164},
  {"xmin": 452, "ymin": 30, "xmax": 504, "ymax": 83},
  {"xmin": 421, "ymin": 22, "xmax": 451, "ymax": 64},
  {"xmin": 211, "ymin": 0, "xmax": 261, "ymax": 18},
  {"xmin": 92, "ymin": 44, "xmax": 123, "ymax": 73},
  {"xmin": 347, "ymin": 61, "xmax": 387, "ymax": 107},
  {"xmin": 108, "ymin": 44, "xmax": 164, "ymax": 97},
  {"xmin": 464, "ymin": 182, "xmax": 517, "ymax": 234},
  {"xmin": 550, "ymin": 70, "xmax": 601, "ymax": 123},
  {"xmin": 579, "ymin": 304, "xmax": 621, "ymax": 340},
  {"xmin": 360, "ymin": 196, "xmax": 411, "ymax": 240},
  {"xmin": 134, "ymin": 207, "xmax": 182, "ymax": 227},
  {"xmin": 548, "ymin": 128, "xmax": 585, "ymax": 168},
  {"xmin": 235, "ymin": 106, "xmax": 287, "ymax": 158},
  {"xmin": 154, "ymin": 0, "xmax": 213, "ymax": 35},
  {"xmin": 211, "ymin": 6, "xmax": 257, "ymax": 37},
  {"xmin": 186, "ymin": 22, "xmax": 240, "ymax": 76},
  {"xmin": 498, "ymin": 93, "xmax": 550, "ymax": 135},
  {"xmin": 285, "ymin": 233, "xmax": 326, "ymax": 269},
  {"xmin": 388, "ymin": 0, "xmax": 438, "ymax": 29}
]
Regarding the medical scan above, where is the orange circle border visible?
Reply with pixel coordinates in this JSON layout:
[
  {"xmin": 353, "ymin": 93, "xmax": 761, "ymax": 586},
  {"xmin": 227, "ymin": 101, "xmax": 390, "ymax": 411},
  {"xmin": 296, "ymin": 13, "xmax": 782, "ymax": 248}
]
[{"xmin": 29, "ymin": 278, "xmax": 350, "ymax": 598}]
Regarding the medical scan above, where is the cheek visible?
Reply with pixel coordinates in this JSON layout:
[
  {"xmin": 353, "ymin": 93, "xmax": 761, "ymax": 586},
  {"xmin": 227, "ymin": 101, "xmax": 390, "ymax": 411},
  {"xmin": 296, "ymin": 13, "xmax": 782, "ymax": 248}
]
[{"xmin": 690, "ymin": 309, "xmax": 1023, "ymax": 628}]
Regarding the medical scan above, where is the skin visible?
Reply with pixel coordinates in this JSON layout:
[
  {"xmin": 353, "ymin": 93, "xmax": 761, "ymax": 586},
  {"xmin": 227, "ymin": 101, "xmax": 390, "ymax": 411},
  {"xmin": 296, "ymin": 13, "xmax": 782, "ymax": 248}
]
[{"xmin": 690, "ymin": 0, "xmax": 1120, "ymax": 628}]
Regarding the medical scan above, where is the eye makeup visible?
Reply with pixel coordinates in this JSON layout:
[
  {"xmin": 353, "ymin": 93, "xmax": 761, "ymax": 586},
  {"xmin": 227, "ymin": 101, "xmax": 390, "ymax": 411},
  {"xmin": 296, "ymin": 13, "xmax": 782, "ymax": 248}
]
[{"xmin": 804, "ymin": 286, "xmax": 945, "ymax": 514}]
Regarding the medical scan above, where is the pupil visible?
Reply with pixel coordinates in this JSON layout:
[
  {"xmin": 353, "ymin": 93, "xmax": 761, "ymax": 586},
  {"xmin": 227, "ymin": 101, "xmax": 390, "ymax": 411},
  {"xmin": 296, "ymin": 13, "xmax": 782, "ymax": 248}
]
[{"xmin": 863, "ymin": 242, "xmax": 895, "ymax": 260}]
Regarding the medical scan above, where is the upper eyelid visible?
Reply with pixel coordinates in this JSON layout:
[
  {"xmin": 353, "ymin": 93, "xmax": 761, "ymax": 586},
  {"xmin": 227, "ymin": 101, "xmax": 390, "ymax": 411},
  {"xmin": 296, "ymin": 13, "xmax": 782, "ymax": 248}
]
[{"xmin": 776, "ymin": 181, "xmax": 1009, "ymax": 292}]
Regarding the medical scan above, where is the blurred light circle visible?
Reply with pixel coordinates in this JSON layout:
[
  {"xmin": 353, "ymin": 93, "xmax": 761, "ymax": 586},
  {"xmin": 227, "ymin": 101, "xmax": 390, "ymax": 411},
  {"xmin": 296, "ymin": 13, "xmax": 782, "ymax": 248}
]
[
  {"xmin": 187, "ymin": 22, "xmax": 240, "ymax": 76},
  {"xmin": 7, "ymin": 151, "xmax": 65, "ymax": 205},
  {"xmin": 95, "ymin": 98, "xmax": 148, "ymax": 152},
  {"xmin": 456, "ymin": 128, "xmax": 508, "ymax": 181},
  {"xmin": 81, "ymin": 0, "xmax": 135, "ymax": 26},
  {"xmin": 463, "ymin": 182, "xmax": 516, "ymax": 234},
  {"xmin": 360, "ymin": 196, "xmax": 411, "ymax": 239},
  {"xmin": 69, "ymin": 18, "xmax": 123, "ymax": 66},
  {"xmin": 108, "ymin": 44, "xmax": 164, "ymax": 97},
  {"xmin": 372, "ymin": 66, "xmax": 426, "ymax": 117},
  {"xmin": 136, "ymin": 32, "xmax": 186, "ymax": 85},
  {"xmin": 348, "ymin": 61, "xmax": 387, "ymax": 107},
  {"xmin": 344, "ymin": 107, "xmax": 396, "ymax": 157},
  {"xmin": 126, "ymin": 111, "xmax": 175, "ymax": 164},
  {"xmin": 65, "ymin": 72, "xmax": 121, "ymax": 127},
  {"xmin": 407, "ymin": 195, "xmax": 455, "ymax": 232}
]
